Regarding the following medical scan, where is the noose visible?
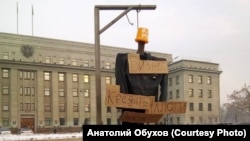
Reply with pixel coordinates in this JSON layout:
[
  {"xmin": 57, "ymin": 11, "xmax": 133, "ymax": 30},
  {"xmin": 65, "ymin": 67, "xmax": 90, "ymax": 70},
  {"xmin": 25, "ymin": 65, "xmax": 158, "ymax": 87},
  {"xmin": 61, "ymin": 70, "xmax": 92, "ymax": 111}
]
[{"xmin": 136, "ymin": 5, "xmax": 141, "ymax": 29}]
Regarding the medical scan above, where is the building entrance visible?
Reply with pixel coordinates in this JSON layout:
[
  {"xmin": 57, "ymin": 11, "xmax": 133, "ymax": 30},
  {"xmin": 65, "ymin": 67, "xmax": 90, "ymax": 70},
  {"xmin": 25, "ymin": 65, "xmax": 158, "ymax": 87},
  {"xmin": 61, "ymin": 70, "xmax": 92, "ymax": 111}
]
[{"xmin": 20, "ymin": 115, "xmax": 35, "ymax": 131}]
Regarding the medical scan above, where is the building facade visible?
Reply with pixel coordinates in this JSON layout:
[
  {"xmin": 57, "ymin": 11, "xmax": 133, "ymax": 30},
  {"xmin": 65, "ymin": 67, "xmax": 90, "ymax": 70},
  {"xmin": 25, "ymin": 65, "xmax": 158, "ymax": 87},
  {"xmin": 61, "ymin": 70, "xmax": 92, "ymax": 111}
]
[
  {"xmin": 165, "ymin": 59, "xmax": 222, "ymax": 124},
  {"xmin": 0, "ymin": 32, "xmax": 221, "ymax": 133}
]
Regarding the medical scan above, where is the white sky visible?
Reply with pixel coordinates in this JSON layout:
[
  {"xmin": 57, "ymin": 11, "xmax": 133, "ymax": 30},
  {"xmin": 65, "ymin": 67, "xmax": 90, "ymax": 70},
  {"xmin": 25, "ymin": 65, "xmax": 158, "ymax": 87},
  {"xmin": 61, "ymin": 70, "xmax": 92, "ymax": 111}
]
[{"xmin": 0, "ymin": 0, "xmax": 250, "ymax": 105}]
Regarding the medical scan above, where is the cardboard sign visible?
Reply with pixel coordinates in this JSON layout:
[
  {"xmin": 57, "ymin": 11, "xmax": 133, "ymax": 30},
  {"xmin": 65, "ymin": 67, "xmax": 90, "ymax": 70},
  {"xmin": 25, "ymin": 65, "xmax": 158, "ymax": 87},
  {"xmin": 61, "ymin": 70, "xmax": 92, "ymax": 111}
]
[
  {"xmin": 120, "ymin": 111, "xmax": 163, "ymax": 123},
  {"xmin": 105, "ymin": 84, "xmax": 155, "ymax": 109},
  {"xmin": 146, "ymin": 101, "xmax": 187, "ymax": 114},
  {"xmin": 128, "ymin": 53, "xmax": 168, "ymax": 74}
]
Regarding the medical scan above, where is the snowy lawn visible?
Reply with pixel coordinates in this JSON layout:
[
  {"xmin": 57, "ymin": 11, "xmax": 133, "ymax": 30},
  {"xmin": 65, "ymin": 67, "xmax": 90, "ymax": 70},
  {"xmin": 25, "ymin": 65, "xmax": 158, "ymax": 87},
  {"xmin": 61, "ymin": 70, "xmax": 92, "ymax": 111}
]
[{"xmin": 0, "ymin": 132, "xmax": 82, "ymax": 141}]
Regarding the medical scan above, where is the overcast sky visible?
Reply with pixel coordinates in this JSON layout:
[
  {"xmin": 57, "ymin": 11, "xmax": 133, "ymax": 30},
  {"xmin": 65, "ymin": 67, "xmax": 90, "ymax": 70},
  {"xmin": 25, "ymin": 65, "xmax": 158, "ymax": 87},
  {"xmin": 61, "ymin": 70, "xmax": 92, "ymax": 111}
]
[{"xmin": 0, "ymin": 0, "xmax": 250, "ymax": 105}]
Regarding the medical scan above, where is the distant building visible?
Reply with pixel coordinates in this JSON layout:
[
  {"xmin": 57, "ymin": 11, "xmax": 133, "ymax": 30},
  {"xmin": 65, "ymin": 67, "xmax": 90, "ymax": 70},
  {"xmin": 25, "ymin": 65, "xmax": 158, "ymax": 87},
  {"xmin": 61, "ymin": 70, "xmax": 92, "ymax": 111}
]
[
  {"xmin": 163, "ymin": 59, "xmax": 222, "ymax": 124},
  {"xmin": 0, "ymin": 32, "xmax": 222, "ymax": 133}
]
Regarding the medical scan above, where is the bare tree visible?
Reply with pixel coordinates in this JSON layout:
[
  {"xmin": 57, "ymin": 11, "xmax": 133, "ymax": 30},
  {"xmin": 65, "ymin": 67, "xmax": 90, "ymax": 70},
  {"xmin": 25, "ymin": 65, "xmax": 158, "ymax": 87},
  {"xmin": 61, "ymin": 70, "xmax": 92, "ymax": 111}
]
[{"xmin": 223, "ymin": 84, "xmax": 250, "ymax": 123}]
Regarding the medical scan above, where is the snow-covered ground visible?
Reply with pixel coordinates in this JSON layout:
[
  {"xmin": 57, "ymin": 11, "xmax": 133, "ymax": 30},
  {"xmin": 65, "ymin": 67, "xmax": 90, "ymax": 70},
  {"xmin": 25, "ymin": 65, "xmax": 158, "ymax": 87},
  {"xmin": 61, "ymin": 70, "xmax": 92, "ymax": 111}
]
[{"xmin": 0, "ymin": 132, "xmax": 82, "ymax": 141}]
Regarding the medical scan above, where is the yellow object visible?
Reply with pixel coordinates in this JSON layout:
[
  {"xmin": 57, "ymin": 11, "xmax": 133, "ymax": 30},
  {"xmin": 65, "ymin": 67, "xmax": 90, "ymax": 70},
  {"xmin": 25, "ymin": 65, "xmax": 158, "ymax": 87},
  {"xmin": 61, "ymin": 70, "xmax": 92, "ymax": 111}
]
[{"xmin": 135, "ymin": 27, "xmax": 149, "ymax": 43}]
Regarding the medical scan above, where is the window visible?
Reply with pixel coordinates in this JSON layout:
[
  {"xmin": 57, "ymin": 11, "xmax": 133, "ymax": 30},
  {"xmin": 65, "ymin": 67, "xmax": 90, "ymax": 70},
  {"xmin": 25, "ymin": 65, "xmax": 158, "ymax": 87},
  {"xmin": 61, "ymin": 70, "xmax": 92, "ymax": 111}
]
[
  {"xmin": 23, "ymin": 72, "xmax": 29, "ymax": 79},
  {"xmin": 23, "ymin": 103, "xmax": 31, "ymax": 111},
  {"xmin": 207, "ymin": 76, "xmax": 212, "ymax": 84},
  {"xmin": 24, "ymin": 87, "xmax": 31, "ymax": 95},
  {"xmin": 169, "ymin": 91, "xmax": 172, "ymax": 99},
  {"xmin": 23, "ymin": 87, "xmax": 27, "ymax": 95},
  {"xmin": 188, "ymin": 75, "xmax": 193, "ymax": 83},
  {"xmin": 31, "ymin": 87, "xmax": 35, "ymax": 96},
  {"xmin": 72, "ymin": 74, "xmax": 78, "ymax": 82},
  {"xmin": 84, "ymin": 89, "xmax": 89, "ymax": 97},
  {"xmin": 26, "ymin": 103, "xmax": 30, "ymax": 111},
  {"xmin": 58, "ymin": 73, "xmax": 65, "ymax": 81},
  {"xmin": 198, "ymin": 75, "xmax": 203, "ymax": 84},
  {"xmin": 45, "ymin": 118, "xmax": 51, "ymax": 126},
  {"xmin": 25, "ymin": 105, "xmax": 31, "ymax": 111},
  {"xmin": 2, "ymin": 52, "xmax": 9, "ymax": 59},
  {"xmin": 105, "ymin": 76, "xmax": 111, "ymax": 84},
  {"xmin": 199, "ymin": 103, "xmax": 203, "ymax": 111},
  {"xmin": 2, "ymin": 86, "xmax": 9, "ymax": 95},
  {"xmin": 20, "ymin": 87, "xmax": 23, "ymax": 95},
  {"xmin": 2, "ymin": 69, "xmax": 9, "ymax": 78},
  {"xmin": 83, "ymin": 60, "xmax": 89, "ymax": 67},
  {"xmin": 107, "ymin": 118, "xmax": 111, "ymax": 125},
  {"xmin": 176, "ymin": 76, "xmax": 179, "ymax": 84},
  {"xmin": 31, "ymin": 72, "xmax": 35, "ymax": 79},
  {"xmin": 107, "ymin": 107, "xmax": 111, "ymax": 112},
  {"xmin": 189, "ymin": 103, "xmax": 194, "ymax": 111},
  {"xmin": 19, "ymin": 87, "xmax": 33, "ymax": 96},
  {"xmin": 59, "ymin": 89, "xmax": 65, "ymax": 97},
  {"xmin": 84, "ymin": 118, "xmax": 90, "ymax": 125},
  {"xmin": 3, "ymin": 103, "xmax": 9, "ymax": 111},
  {"xmin": 19, "ymin": 70, "xmax": 35, "ymax": 80},
  {"xmin": 59, "ymin": 104, "xmax": 65, "ymax": 112},
  {"xmin": 73, "ymin": 118, "xmax": 78, "ymax": 126},
  {"xmin": 72, "ymin": 59, "xmax": 77, "ymax": 66},
  {"xmin": 59, "ymin": 57, "xmax": 65, "ymax": 65},
  {"xmin": 85, "ymin": 104, "xmax": 90, "ymax": 112},
  {"xmin": 45, "ymin": 56, "xmax": 51, "ymax": 63},
  {"xmin": 169, "ymin": 117, "xmax": 173, "ymax": 124},
  {"xmin": 44, "ymin": 88, "xmax": 50, "ymax": 96},
  {"xmin": 45, "ymin": 104, "xmax": 51, "ymax": 112},
  {"xmin": 208, "ymin": 103, "xmax": 212, "ymax": 111},
  {"xmin": 44, "ymin": 72, "xmax": 50, "ymax": 80},
  {"xmin": 198, "ymin": 89, "xmax": 203, "ymax": 98},
  {"xmin": 84, "ymin": 74, "xmax": 89, "ymax": 83},
  {"xmin": 3, "ymin": 118, "xmax": 9, "ymax": 126},
  {"xmin": 169, "ymin": 78, "xmax": 172, "ymax": 86},
  {"xmin": 190, "ymin": 116, "xmax": 194, "ymax": 124},
  {"xmin": 60, "ymin": 118, "xmax": 65, "ymax": 126},
  {"xmin": 16, "ymin": 70, "xmax": 22, "ymax": 78},
  {"xmin": 189, "ymin": 89, "xmax": 194, "ymax": 97},
  {"xmin": 177, "ymin": 117, "xmax": 180, "ymax": 124},
  {"xmin": 208, "ymin": 90, "xmax": 212, "ymax": 98},
  {"xmin": 117, "ymin": 108, "xmax": 122, "ymax": 112},
  {"xmin": 117, "ymin": 118, "xmax": 121, "ymax": 125},
  {"xmin": 105, "ymin": 62, "xmax": 111, "ymax": 69},
  {"xmin": 215, "ymin": 117, "xmax": 218, "ymax": 123},
  {"xmin": 73, "ymin": 89, "xmax": 78, "ymax": 97},
  {"xmin": 73, "ymin": 103, "xmax": 78, "ymax": 112},
  {"xmin": 176, "ymin": 89, "xmax": 180, "ymax": 98}
]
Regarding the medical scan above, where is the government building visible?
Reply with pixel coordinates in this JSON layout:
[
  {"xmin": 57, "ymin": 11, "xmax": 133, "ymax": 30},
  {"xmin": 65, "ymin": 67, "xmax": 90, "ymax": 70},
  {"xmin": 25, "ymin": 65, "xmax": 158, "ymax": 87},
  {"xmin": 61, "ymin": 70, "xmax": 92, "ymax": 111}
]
[{"xmin": 0, "ymin": 32, "xmax": 222, "ymax": 133}]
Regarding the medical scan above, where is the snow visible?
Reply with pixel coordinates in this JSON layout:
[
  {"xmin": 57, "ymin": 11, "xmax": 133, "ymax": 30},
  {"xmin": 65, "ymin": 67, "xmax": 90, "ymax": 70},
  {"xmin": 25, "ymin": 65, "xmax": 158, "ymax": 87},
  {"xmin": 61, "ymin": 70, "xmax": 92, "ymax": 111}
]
[{"xmin": 0, "ymin": 132, "xmax": 82, "ymax": 141}]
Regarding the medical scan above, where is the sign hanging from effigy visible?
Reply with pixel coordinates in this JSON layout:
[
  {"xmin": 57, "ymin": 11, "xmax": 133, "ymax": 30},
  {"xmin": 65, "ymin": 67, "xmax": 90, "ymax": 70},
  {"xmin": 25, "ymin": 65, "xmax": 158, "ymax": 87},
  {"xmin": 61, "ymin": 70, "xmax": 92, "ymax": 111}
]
[
  {"xmin": 128, "ymin": 53, "xmax": 168, "ymax": 74},
  {"xmin": 145, "ymin": 101, "xmax": 187, "ymax": 114},
  {"xmin": 120, "ymin": 111, "xmax": 163, "ymax": 123},
  {"xmin": 105, "ymin": 84, "xmax": 155, "ymax": 110}
]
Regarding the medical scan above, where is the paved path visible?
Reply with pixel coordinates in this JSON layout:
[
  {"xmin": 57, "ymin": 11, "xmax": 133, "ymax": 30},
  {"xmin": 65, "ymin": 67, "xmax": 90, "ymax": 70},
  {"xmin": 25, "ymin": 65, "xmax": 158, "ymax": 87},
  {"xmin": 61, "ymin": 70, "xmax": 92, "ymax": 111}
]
[
  {"xmin": 0, "ymin": 133, "xmax": 82, "ymax": 141},
  {"xmin": 20, "ymin": 139, "xmax": 82, "ymax": 141}
]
